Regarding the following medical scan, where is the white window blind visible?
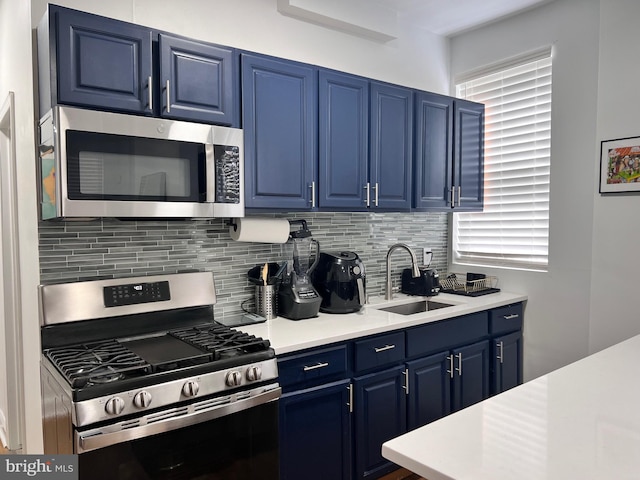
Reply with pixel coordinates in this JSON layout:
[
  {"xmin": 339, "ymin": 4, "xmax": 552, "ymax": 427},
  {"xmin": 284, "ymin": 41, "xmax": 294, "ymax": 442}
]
[{"xmin": 453, "ymin": 53, "xmax": 552, "ymax": 270}]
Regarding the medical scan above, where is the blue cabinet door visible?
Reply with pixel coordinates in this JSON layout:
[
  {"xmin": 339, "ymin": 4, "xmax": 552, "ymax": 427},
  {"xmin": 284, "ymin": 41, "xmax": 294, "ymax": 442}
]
[
  {"xmin": 492, "ymin": 331, "xmax": 523, "ymax": 395},
  {"xmin": 406, "ymin": 352, "xmax": 451, "ymax": 430},
  {"xmin": 54, "ymin": 6, "xmax": 152, "ymax": 113},
  {"xmin": 452, "ymin": 340, "xmax": 490, "ymax": 412},
  {"xmin": 370, "ymin": 82, "xmax": 413, "ymax": 210},
  {"xmin": 280, "ymin": 379, "xmax": 352, "ymax": 480},
  {"xmin": 413, "ymin": 91, "xmax": 453, "ymax": 210},
  {"xmin": 242, "ymin": 54, "xmax": 317, "ymax": 209},
  {"xmin": 318, "ymin": 70, "xmax": 369, "ymax": 209},
  {"xmin": 354, "ymin": 366, "xmax": 406, "ymax": 480},
  {"xmin": 454, "ymin": 99, "xmax": 484, "ymax": 211},
  {"xmin": 159, "ymin": 34, "xmax": 238, "ymax": 126}
]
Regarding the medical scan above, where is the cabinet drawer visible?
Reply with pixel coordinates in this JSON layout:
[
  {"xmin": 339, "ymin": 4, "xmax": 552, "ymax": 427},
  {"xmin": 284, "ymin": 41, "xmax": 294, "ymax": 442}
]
[
  {"xmin": 490, "ymin": 303, "xmax": 523, "ymax": 335},
  {"xmin": 406, "ymin": 312, "xmax": 489, "ymax": 358},
  {"xmin": 355, "ymin": 331, "xmax": 405, "ymax": 372},
  {"xmin": 278, "ymin": 345, "xmax": 348, "ymax": 388}
]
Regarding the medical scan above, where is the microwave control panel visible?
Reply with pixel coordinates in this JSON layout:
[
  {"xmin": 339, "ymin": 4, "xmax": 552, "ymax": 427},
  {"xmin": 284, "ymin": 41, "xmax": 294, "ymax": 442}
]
[{"xmin": 214, "ymin": 145, "xmax": 241, "ymax": 204}]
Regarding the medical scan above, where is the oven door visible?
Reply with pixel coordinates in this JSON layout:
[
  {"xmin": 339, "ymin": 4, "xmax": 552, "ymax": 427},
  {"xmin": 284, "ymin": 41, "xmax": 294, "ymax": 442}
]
[{"xmin": 76, "ymin": 387, "xmax": 280, "ymax": 480}]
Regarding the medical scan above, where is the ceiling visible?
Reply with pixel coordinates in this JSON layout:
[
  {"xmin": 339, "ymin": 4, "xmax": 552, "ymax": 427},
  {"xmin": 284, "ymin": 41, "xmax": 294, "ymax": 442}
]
[{"xmin": 380, "ymin": 0, "xmax": 553, "ymax": 36}]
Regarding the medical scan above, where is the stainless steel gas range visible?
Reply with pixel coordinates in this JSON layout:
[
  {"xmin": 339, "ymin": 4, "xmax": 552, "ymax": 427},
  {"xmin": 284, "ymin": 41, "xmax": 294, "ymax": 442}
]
[{"xmin": 40, "ymin": 272, "xmax": 280, "ymax": 479}]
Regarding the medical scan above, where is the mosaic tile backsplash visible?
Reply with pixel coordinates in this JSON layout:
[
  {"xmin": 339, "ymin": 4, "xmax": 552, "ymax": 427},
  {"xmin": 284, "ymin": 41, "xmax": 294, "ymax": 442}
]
[{"xmin": 38, "ymin": 212, "xmax": 448, "ymax": 318}]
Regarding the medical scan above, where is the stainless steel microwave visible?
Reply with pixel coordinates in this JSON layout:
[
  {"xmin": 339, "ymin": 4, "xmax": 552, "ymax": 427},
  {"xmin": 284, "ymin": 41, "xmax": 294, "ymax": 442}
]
[{"xmin": 38, "ymin": 106, "xmax": 244, "ymax": 219}]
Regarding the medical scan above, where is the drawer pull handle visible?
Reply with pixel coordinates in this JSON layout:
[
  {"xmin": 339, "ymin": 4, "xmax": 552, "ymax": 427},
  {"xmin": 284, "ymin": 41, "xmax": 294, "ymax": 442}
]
[
  {"xmin": 374, "ymin": 344, "xmax": 395, "ymax": 353},
  {"xmin": 303, "ymin": 362, "xmax": 329, "ymax": 372},
  {"xmin": 347, "ymin": 384, "xmax": 353, "ymax": 413},
  {"xmin": 497, "ymin": 341, "xmax": 504, "ymax": 364},
  {"xmin": 504, "ymin": 314, "xmax": 519, "ymax": 320}
]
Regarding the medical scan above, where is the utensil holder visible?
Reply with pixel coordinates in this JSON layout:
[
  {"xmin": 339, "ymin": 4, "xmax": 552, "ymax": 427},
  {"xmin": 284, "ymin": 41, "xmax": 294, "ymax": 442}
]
[{"xmin": 255, "ymin": 284, "xmax": 277, "ymax": 320}]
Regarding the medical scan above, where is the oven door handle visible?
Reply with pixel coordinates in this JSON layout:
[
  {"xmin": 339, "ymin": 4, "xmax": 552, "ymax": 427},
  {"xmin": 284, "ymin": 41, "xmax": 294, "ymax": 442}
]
[{"xmin": 75, "ymin": 385, "xmax": 281, "ymax": 454}]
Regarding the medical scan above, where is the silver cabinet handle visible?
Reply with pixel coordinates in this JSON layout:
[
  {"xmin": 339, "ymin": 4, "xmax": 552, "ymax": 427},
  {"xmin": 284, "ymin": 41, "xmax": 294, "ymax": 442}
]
[
  {"xmin": 303, "ymin": 362, "xmax": 328, "ymax": 372},
  {"xmin": 402, "ymin": 368, "xmax": 409, "ymax": 395},
  {"xmin": 457, "ymin": 186, "xmax": 461, "ymax": 207},
  {"xmin": 374, "ymin": 344, "xmax": 395, "ymax": 353},
  {"xmin": 497, "ymin": 341, "xmax": 504, "ymax": 364},
  {"xmin": 347, "ymin": 384, "xmax": 353, "ymax": 413},
  {"xmin": 455, "ymin": 353, "xmax": 463, "ymax": 376},
  {"xmin": 147, "ymin": 76, "xmax": 153, "ymax": 111},
  {"xmin": 450, "ymin": 187, "xmax": 455, "ymax": 207},
  {"xmin": 165, "ymin": 79, "xmax": 171, "ymax": 113},
  {"xmin": 364, "ymin": 182, "xmax": 370, "ymax": 207},
  {"xmin": 447, "ymin": 355, "xmax": 454, "ymax": 378},
  {"xmin": 373, "ymin": 182, "xmax": 379, "ymax": 207},
  {"xmin": 308, "ymin": 181, "xmax": 316, "ymax": 208},
  {"xmin": 504, "ymin": 314, "xmax": 519, "ymax": 320}
]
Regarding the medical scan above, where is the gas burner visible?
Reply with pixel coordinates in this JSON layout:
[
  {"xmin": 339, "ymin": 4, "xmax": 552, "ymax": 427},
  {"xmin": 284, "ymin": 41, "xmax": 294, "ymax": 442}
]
[
  {"xmin": 170, "ymin": 324, "xmax": 271, "ymax": 360},
  {"xmin": 45, "ymin": 340, "xmax": 150, "ymax": 388}
]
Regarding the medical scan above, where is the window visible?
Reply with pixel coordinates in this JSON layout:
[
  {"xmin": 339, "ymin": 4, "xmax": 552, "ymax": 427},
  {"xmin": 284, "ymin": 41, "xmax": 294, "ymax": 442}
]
[{"xmin": 452, "ymin": 50, "xmax": 552, "ymax": 270}]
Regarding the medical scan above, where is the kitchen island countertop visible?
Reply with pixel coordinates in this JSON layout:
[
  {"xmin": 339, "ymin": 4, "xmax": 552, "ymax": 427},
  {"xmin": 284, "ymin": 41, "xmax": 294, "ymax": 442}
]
[
  {"xmin": 382, "ymin": 332, "xmax": 640, "ymax": 480},
  {"xmin": 237, "ymin": 291, "xmax": 526, "ymax": 355}
]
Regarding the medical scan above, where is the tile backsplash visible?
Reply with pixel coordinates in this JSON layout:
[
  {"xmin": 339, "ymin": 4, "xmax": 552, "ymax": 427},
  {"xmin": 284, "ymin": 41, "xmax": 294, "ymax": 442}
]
[{"xmin": 38, "ymin": 212, "xmax": 448, "ymax": 318}]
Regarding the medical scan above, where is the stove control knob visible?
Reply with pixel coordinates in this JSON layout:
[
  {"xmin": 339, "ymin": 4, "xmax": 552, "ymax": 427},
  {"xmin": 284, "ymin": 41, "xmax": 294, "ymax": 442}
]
[
  {"xmin": 182, "ymin": 380, "xmax": 200, "ymax": 398},
  {"xmin": 133, "ymin": 390, "xmax": 152, "ymax": 409},
  {"xmin": 105, "ymin": 396, "xmax": 125, "ymax": 415},
  {"xmin": 246, "ymin": 366, "xmax": 262, "ymax": 382},
  {"xmin": 226, "ymin": 370, "xmax": 242, "ymax": 387}
]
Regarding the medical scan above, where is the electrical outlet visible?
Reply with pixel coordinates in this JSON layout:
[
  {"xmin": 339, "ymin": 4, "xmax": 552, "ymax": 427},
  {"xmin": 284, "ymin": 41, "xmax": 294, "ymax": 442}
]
[{"xmin": 423, "ymin": 248, "xmax": 433, "ymax": 266}]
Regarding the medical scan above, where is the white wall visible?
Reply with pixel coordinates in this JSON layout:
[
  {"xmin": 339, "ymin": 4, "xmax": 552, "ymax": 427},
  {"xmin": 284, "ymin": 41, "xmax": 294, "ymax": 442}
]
[
  {"xmin": 0, "ymin": 0, "xmax": 43, "ymax": 453},
  {"xmin": 590, "ymin": 0, "xmax": 640, "ymax": 353},
  {"xmin": 450, "ymin": 0, "xmax": 601, "ymax": 380}
]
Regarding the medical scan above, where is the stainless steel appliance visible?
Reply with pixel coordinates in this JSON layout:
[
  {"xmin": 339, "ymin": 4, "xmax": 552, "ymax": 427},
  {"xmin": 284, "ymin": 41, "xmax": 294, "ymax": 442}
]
[
  {"xmin": 401, "ymin": 267, "xmax": 441, "ymax": 296},
  {"xmin": 277, "ymin": 220, "xmax": 322, "ymax": 320},
  {"xmin": 311, "ymin": 251, "xmax": 366, "ymax": 313},
  {"xmin": 38, "ymin": 105, "xmax": 244, "ymax": 219},
  {"xmin": 40, "ymin": 272, "xmax": 279, "ymax": 479}
]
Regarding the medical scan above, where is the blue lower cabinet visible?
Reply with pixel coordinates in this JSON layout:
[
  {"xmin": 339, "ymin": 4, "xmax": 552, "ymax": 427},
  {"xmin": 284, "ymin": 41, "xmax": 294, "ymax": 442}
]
[
  {"xmin": 354, "ymin": 366, "xmax": 407, "ymax": 480},
  {"xmin": 279, "ymin": 379, "xmax": 352, "ymax": 480},
  {"xmin": 491, "ymin": 331, "xmax": 523, "ymax": 395},
  {"xmin": 452, "ymin": 340, "xmax": 491, "ymax": 411},
  {"xmin": 406, "ymin": 352, "xmax": 452, "ymax": 430}
]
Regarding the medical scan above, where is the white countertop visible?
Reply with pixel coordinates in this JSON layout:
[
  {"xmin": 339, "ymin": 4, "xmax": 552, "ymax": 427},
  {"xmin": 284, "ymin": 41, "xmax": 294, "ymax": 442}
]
[
  {"xmin": 237, "ymin": 291, "xmax": 526, "ymax": 354},
  {"xmin": 382, "ymin": 333, "xmax": 640, "ymax": 480}
]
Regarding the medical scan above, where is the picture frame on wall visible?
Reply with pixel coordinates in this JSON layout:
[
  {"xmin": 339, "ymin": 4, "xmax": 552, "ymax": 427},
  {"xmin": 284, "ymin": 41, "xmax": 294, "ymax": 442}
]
[{"xmin": 600, "ymin": 136, "xmax": 640, "ymax": 193}]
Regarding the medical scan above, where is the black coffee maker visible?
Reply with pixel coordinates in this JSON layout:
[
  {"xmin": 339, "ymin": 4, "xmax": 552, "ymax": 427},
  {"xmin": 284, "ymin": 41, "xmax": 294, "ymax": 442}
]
[
  {"xmin": 277, "ymin": 220, "xmax": 323, "ymax": 320},
  {"xmin": 311, "ymin": 251, "xmax": 366, "ymax": 314}
]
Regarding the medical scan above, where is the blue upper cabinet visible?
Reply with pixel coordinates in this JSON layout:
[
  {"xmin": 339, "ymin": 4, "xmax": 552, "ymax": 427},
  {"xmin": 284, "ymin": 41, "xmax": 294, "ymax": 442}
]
[
  {"xmin": 159, "ymin": 34, "xmax": 237, "ymax": 126},
  {"xmin": 454, "ymin": 99, "xmax": 485, "ymax": 211},
  {"xmin": 242, "ymin": 54, "xmax": 318, "ymax": 210},
  {"xmin": 318, "ymin": 73, "xmax": 413, "ymax": 211},
  {"xmin": 414, "ymin": 92, "xmax": 454, "ymax": 210},
  {"xmin": 53, "ymin": 6, "xmax": 153, "ymax": 114},
  {"xmin": 319, "ymin": 70, "xmax": 369, "ymax": 209},
  {"xmin": 414, "ymin": 93, "xmax": 484, "ymax": 211},
  {"xmin": 41, "ymin": 5, "xmax": 239, "ymax": 126},
  {"xmin": 370, "ymin": 82, "xmax": 413, "ymax": 210}
]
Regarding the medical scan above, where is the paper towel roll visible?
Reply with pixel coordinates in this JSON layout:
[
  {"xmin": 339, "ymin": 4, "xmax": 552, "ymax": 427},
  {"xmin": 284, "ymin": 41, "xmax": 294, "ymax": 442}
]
[{"xmin": 229, "ymin": 217, "xmax": 290, "ymax": 243}]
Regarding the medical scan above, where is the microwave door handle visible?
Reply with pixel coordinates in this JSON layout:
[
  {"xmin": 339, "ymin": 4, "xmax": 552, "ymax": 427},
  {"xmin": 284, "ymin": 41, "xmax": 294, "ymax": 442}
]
[{"xmin": 205, "ymin": 144, "xmax": 215, "ymax": 203}]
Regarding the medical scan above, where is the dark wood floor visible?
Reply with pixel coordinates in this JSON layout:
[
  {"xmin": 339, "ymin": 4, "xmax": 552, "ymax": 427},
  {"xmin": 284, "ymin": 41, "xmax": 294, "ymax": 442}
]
[{"xmin": 379, "ymin": 468, "xmax": 426, "ymax": 480}]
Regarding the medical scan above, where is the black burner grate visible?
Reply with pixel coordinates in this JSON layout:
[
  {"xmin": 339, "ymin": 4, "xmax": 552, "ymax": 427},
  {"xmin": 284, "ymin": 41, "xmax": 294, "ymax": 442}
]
[
  {"xmin": 45, "ymin": 340, "xmax": 151, "ymax": 388},
  {"xmin": 171, "ymin": 323, "xmax": 271, "ymax": 360}
]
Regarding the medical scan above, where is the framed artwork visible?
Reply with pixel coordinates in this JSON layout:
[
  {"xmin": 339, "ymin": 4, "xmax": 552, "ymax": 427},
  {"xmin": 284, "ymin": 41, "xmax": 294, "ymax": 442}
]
[{"xmin": 600, "ymin": 136, "xmax": 640, "ymax": 193}]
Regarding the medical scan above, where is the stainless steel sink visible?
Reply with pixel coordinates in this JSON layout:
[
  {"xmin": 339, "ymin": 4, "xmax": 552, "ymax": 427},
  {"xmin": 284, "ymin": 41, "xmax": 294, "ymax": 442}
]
[{"xmin": 377, "ymin": 300, "xmax": 454, "ymax": 315}]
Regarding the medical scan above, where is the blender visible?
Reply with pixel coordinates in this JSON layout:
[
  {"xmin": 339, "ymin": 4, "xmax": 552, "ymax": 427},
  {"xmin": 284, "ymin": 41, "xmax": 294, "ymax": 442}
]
[{"xmin": 277, "ymin": 220, "xmax": 322, "ymax": 320}]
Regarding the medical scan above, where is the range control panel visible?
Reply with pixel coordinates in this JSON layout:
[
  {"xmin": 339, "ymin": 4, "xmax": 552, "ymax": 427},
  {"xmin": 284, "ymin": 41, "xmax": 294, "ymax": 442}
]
[{"xmin": 103, "ymin": 281, "xmax": 171, "ymax": 307}]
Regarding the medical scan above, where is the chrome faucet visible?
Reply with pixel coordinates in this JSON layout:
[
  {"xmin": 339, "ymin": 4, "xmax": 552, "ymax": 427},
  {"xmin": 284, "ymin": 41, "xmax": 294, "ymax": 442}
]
[{"xmin": 386, "ymin": 243, "xmax": 421, "ymax": 300}]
